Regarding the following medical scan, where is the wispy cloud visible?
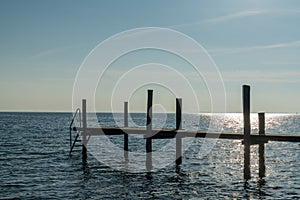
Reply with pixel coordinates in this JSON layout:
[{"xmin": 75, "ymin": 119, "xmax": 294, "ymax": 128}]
[
  {"xmin": 31, "ymin": 45, "xmax": 78, "ymax": 59},
  {"xmin": 169, "ymin": 9, "xmax": 300, "ymax": 28},
  {"xmin": 208, "ymin": 40, "xmax": 300, "ymax": 55},
  {"xmin": 168, "ymin": 10, "xmax": 267, "ymax": 28},
  {"xmin": 203, "ymin": 10, "xmax": 269, "ymax": 24},
  {"xmin": 222, "ymin": 70, "xmax": 300, "ymax": 83}
]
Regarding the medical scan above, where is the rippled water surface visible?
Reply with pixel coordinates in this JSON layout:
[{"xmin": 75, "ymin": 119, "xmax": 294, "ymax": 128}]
[{"xmin": 0, "ymin": 112, "xmax": 299, "ymax": 199}]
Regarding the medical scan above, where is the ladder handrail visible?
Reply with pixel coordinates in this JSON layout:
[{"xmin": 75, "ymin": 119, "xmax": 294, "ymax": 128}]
[
  {"xmin": 70, "ymin": 133, "xmax": 80, "ymax": 155},
  {"xmin": 69, "ymin": 108, "xmax": 81, "ymax": 150}
]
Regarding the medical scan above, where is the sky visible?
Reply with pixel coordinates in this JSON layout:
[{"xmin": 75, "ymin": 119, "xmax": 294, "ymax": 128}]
[{"xmin": 1, "ymin": 0, "xmax": 300, "ymax": 113}]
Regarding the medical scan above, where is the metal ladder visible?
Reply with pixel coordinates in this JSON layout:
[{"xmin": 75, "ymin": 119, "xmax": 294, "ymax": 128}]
[{"xmin": 69, "ymin": 108, "xmax": 81, "ymax": 155}]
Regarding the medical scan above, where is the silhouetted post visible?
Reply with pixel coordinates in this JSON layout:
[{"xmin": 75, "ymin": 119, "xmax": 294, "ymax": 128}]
[
  {"xmin": 146, "ymin": 90, "xmax": 153, "ymax": 172},
  {"xmin": 124, "ymin": 102, "xmax": 129, "ymax": 161},
  {"xmin": 176, "ymin": 98, "xmax": 182, "ymax": 165},
  {"xmin": 258, "ymin": 112, "xmax": 266, "ymax": 178},
  {"xmin": 258, "ymin": 112, "xmax": 265, "ymax": 135},
  {"xmin": 243, "ymin": 85, "xmax": 251, "ymax": 180},
  {"xmin": 82, "ymin": 99, "xmax": 87, "ymax": 161}
]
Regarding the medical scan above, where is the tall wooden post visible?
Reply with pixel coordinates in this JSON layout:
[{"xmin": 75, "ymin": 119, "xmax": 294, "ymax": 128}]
[
  {"xmin": 258, "ymin": 113, "xmax": 265, "ymax": 135},
  {"xmin": 146, "ymin": 90, "xmax": 153, "ymax": 172},
  {"xmin": 124, "ymin": 102, "xmax": 129, "ymax": 161},
  {"xmin": 176, "ymin": 98, "xmax": 182, "ymax": 165},
  {"xmin": 258, "ymin": 112, "xmax": 266, "ymax": 178},
  {"xmin": 82, "ymin": 99, "xmax": 87, "ymax": 161},
  {"xmin": 243, "ymin": 85, "xmax": 251, "ymax": 180}
]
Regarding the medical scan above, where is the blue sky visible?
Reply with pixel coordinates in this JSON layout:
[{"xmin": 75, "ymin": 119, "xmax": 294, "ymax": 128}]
[{"xmin": 1, "ymin": 0, "xmax": 300, "ymax": 112}]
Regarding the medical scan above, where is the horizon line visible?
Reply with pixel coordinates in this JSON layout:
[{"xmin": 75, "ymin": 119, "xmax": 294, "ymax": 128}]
[{"xmin": 0, "ymin": 110, "xmax": 298, "ymax": 114}]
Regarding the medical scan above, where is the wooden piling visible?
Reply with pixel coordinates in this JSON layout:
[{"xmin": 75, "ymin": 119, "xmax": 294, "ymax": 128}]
[
  {"xmin": 258, "ymin": 112, "xmax": 265, "ymax": 135},
  {"xmin": 82, "ymin": 99, "xmax": 87, "ymax": 161},
  {"xmin": 146, "ymin": 90, "xmax": 153, "ymax": 172},
  {"xmin": 243, "ymin": 85, "xmax": 251, "ymax": 180},
  {"xmin": 124, "ymin": 102, "xmax": 129, "ymax": 161},
  {"xmin": 258, "ymin": 112, "xmax": 266, "ymax": 178},
  {"xmin": 176, "ymin": 98, "xmax": 182, "ymax": 165}
]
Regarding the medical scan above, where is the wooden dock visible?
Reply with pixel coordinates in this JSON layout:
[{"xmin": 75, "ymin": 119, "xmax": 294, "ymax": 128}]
[
  {"xmin": 69, "ymin": 85, "xmax": 300, "ymax": 180},
  {"xmin": 77, "ymin": 127, "xmax": 300, "ymax": 142}
]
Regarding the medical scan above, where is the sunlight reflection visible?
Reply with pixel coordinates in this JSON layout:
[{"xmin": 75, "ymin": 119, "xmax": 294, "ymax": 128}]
[{"xmin": 220, "ymin": 113, "xmax": 298, "ymax": 135}]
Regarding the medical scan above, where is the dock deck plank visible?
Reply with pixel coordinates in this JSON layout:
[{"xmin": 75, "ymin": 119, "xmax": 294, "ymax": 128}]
[{"xmin": 76, "ymin": 127, "xmax": 300, "ymax": 142}]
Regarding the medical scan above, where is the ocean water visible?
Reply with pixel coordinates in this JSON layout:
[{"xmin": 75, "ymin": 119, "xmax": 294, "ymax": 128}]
[{"xmin": 0, "ymin": 112, "xmax": 299, "ymax": 199}]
